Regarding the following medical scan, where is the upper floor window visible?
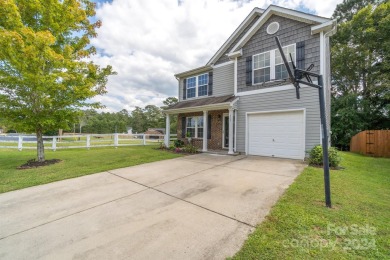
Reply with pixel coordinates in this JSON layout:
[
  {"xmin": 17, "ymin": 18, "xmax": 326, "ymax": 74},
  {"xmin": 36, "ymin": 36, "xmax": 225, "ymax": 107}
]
[
  {"xmin": 252, "ymin": 43, "xmax": 296, "ymax": 84},
  {"xmin": 253, "ymin": 52, "xmax": 270, "ymax": 84},
  {"xmin": 275, "ymin": 44, "xmax": 295, "ymax": 80},
  {"xmin": 198, "ymin": 74, "xmax": 208, "ymax": 96},
  {"xmin": 186, "ymin": 73, "xmax": 208, "ymax": 99},
  {"xmin": 186, "ymin": 77, "xmax": 196, "ymax": 98}
]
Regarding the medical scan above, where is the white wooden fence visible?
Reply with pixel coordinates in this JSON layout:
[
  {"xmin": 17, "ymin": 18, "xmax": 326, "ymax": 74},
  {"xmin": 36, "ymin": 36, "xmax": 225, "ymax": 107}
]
[{"xmin": 0, "ymin": 133, "xmax": 178, "ymax": 151}]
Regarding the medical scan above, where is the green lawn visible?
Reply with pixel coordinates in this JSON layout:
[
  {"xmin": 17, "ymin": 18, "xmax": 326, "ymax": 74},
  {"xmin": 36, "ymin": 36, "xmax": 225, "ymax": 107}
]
[
  {"xmin": 0, "ymin": 146, "xmax": 182, "ymax": 193},
  {"xmin": 232, "ymin": 152, "xmax": 390, "ymax": 259}
]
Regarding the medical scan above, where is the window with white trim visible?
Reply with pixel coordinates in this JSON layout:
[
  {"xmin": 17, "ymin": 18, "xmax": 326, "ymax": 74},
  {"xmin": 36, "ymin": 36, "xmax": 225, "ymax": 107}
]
[
  {"xmin": 253, "ymin": 52, "xmax": 271, "ymax": 84},
  {"xmin": 186, "ymin": 73, "xmax": 208, "ymax": 99},
  {"xmin": 252, "ymin": 43, "xmax": 296, "ymax": 85},
  {"xmin": 186, "ymin": 77, "xmax": 196, "ymax": 98},
  {"xmin": 275, "ymin": 44, "xmax": 295, "ymax": 80},
  {"xmin": 186, "ymin": 116, "xmax": 203, "ymax": 138},
  {"xmin": 198, "ymin": 74, "xmax": 208, "ymax": 96}
]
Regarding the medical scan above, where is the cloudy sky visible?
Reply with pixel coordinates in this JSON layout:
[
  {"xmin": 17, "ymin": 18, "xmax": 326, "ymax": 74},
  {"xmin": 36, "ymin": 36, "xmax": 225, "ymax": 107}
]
[{"xmin": 90, "ymin": 0, "xmax": 343, "ymax": 112}]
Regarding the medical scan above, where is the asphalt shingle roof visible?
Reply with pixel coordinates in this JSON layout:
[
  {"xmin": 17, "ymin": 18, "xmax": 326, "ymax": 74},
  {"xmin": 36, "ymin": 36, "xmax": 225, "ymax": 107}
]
[{"xmin": 166, "ymin": 95, "xmax": 236, "ymax": 110}]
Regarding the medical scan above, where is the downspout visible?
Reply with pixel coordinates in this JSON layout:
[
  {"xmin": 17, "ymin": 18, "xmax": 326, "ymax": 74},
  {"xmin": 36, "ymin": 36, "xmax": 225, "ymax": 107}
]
[{"xmin": 323, "ymin": 20, "xmax": 337, "ymax": 146}]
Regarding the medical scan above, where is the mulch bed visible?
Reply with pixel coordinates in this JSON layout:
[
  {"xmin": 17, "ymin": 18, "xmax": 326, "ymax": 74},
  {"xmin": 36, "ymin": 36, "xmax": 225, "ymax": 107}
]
[{"xmin": 17, "ymin": 159, "xmax": 62, "ymax": 169}]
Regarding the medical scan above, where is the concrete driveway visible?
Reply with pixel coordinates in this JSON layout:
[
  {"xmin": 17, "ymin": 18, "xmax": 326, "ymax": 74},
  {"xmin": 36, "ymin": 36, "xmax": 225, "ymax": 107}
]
[{"xmin": 0, "ymin": 154, "xmax": 305, "ymax": 259}]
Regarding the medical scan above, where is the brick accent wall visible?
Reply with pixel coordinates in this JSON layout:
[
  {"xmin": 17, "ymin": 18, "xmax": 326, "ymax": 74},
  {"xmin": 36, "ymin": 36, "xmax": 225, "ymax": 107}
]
[{"xmin": 177, "ymin": 109, "xmax": 228, "ymax": 150}]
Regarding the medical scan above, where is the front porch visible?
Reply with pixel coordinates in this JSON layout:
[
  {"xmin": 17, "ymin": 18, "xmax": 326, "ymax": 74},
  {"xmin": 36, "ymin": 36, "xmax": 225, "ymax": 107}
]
[{"xmin": 164, "ymin": 95, "xmax": 238, "ymax": 154}]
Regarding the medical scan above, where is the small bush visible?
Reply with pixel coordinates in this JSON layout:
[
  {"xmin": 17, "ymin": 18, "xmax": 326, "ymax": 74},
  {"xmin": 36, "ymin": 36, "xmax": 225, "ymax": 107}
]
[
  {"xmin": 174, "ymin": 140, "xmax": 184, "ymax": 148},
  {"xmin": 183, "ymin": 144, "xmax": 198, "ymax": 154},
  {"xmin": 309, "ymin": 145, "xmax": 341, "ymax": 167},
  {"xmin": 159, "ymin": 143, "xmax": 167, "ymax": 150}
]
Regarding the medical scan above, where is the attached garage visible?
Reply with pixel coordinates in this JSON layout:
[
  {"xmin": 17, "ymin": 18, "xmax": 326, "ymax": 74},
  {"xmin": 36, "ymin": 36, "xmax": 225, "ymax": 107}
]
[{"xmin": 247, "ymin": 109, "xmax": 305, "ymax": 159}]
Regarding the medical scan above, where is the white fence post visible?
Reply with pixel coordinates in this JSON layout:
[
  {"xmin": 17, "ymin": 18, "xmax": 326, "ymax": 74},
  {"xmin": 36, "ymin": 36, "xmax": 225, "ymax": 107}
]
[
  {"xmin": 114, "ymin": 133, "xmax": 118, "ymax": 148},
  {"xmin": 86, "ymin": 135, "xmax": 91, "ymax": 149},
  {"xmin": 52, "ymin": 137, "xmax": 57, "ymax": 151},
  {"xmin": 18, "ymin": 136, "xmax": 23, "ymax": 151},
  {"xmin": 143, "ymin": 134, "xmax": 146, "ymax": 145}
]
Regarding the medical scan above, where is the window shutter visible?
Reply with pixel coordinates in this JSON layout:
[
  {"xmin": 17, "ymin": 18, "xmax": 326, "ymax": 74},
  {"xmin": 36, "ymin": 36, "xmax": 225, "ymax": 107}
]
[
  {"xmin": 296, "ymin": 41, "xmax": 305, "ymax": 69},
  {"xmin": 245, "ymin": 56, "xmax": 252, "ymax": 86},
  {"xmin": 181, "ymin": 117, "xmax": 186, "ymax": 138},
  {"xmin": 208, "ymin": 72, "xmax": 213, "ymax": 96},
  {"xmin": 182, "ymin": 79, "xmax": 187, "ymax": 100},
  {"xmin": 207, "ymin": 115, "xmax": 211, "ymax": 139}
]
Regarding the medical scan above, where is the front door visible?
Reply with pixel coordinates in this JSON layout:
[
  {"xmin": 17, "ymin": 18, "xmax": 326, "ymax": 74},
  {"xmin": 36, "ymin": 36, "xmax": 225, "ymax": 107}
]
[{"xmin": 223, "ymin": 114, "xmax": 229, "ymax": 148}]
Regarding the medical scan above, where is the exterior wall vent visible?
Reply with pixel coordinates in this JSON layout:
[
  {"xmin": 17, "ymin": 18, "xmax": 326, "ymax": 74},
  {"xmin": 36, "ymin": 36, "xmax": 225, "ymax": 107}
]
[{"xmin": 267, "ymin": 22, "xmax": 280, "ymax": 35}]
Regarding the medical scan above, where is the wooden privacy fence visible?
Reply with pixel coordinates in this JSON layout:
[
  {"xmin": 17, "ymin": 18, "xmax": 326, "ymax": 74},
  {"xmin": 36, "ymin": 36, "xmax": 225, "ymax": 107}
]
[{"xmin": 350, "ymin": 130, "xmax": 390, "ymax": 157}]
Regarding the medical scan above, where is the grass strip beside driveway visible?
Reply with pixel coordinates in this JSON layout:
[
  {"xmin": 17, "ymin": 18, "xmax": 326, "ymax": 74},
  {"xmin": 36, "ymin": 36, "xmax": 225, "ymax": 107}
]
[
  {"xmin": 0, "ymin": 146, "xmax": 182, "ymax": 193},
  {"xmin": 232, "ymin": 152, "xmax": 390, "ymax": 259}
]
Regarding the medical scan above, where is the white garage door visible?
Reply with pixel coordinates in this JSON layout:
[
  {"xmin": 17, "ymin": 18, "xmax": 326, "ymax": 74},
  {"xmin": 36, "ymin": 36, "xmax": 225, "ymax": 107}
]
[{"xmin": 247, "ymin": 110, "xmax": 305, "ymax": 159}]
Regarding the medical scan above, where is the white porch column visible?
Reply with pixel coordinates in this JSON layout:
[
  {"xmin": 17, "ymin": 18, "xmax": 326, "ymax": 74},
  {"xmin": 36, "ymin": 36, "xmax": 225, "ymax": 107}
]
[
  {"xmin": 228, "ymin": 108, "xmax": 234, "ymax": 154},
  {"xmin": 203, "ymin": 111, "xmax": 208, "ymax": 152},
  {"xmin": 234, "ymin": 109, "xmax": 237, "ymax": 152},
  {"xmin": 165, "ymin": 114, "xmax": 170, "ymax": 147}
]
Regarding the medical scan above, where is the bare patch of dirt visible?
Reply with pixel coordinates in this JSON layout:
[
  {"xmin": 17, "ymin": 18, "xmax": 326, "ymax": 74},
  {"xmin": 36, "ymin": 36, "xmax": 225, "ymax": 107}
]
[{"xmin": 17, "ymin": 159, "xmax": 62, "ymax": 169}]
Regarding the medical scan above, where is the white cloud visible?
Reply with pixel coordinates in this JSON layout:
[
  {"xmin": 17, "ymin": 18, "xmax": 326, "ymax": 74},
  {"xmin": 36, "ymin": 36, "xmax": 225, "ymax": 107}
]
[{"xmin": 90, "ymin": 0, "xmax": 343, "ymax": 112}]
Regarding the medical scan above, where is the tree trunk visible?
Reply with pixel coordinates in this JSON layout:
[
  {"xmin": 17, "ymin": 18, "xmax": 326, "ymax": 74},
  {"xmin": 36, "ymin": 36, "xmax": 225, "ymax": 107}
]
[{"xmin": 36, "ymin": 129, "xmax": 45, "ymax": 162}]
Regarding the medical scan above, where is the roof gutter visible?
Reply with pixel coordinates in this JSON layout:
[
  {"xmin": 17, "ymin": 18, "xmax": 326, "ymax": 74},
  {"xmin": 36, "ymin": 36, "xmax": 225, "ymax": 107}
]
[
  {"xmin": 227, "ymin": 49, "xmax": 242, "ymax": 59},
  {"xmin": 174, "ymin": 65, "xmax": 212, "ymax": 79},
  {"xmin": 164, "ymin": 101, "xmax": 233, "ymax": 114},
  {"xmin": 311, "ymin": 19, "xmax": 337, "ymax": 35}
]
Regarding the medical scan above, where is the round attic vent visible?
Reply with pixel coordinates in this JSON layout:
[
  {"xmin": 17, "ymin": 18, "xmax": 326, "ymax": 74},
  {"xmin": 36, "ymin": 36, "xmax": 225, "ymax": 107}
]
[{"xmin": 267, "ymin": 22, "xmax": 280, "ymax": 35}]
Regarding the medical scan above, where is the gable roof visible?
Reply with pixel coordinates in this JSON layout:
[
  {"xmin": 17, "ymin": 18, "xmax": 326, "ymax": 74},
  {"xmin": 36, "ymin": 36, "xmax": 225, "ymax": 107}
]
[
  {"xmin": 206, "ymin": 7, "xmax": 265, "ymax": 66},
  {"xmin": 229, "ymin": 5, "xmax": 331, "ymax": 53},
  {"xmin": 178, "ymin": 5, "xmax": 332, "ymax": 75}
]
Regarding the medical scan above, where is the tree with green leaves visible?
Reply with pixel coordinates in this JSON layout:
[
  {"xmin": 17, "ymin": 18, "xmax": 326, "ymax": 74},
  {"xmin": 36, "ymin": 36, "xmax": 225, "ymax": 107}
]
[
  {"xmin": 331, "ymin": 1, "xmax": 390, "ymax": 149},
  {"xmin": 332, "ymin": 0, "xmax": 382, "ymax": 22},
  {"xmin": 0, "ymin": 0, "xmax": 116, "ymax": 162},
  {"xmin": 130, "ymin": 107, "xmax": 147, "ymax": 133},
  {"xmin": 144, "ymin": 105, "xmax": 164, "ymax": 130},
  {"xmin": 162, "ymin": 97, "xmax": 178, "ymax": 107}
]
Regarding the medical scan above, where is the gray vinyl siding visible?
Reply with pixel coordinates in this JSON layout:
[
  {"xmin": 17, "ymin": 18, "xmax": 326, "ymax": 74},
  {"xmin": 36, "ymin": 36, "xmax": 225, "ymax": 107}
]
[
  {"xmin": 237, "ymin": 15, "xmax": 321, "ymax": 93},
  {"xmin": 177, "ymin": 63, "xmax": 234, "ymax": 101},
  {"xmin": 214, "ymin": 15, "xmax": 260, "ymax": 65},
  {"xmin": 213, "ymin": 63, "xmax": 234, "ymax": 97},
  {"xmin": 236, "ymin": 86, "xmax": 321, "ymax": 155}
]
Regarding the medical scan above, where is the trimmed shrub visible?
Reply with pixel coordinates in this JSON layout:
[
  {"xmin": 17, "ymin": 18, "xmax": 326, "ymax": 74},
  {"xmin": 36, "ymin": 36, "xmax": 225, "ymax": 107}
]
[
  {"xmin": 183, "ymin": 144, "xmax": 198, "ymax": 154},
  {"xmin": 309, "ymin": 145, "xmax": 341, "ymax": 167},
  {"xmin": 174, "ymin": 139, "xmax": 184, "ymax": 148}
]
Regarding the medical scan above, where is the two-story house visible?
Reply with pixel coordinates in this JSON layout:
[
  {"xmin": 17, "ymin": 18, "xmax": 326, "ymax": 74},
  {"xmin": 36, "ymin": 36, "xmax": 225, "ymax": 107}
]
[{"xmin": 164, "ymin": 5, "xmax": 336, "ymax": 160}]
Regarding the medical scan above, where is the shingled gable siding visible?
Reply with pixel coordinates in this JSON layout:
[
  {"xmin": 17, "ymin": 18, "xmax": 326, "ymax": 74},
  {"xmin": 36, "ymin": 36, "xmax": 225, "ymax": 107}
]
[
  {"xmin": 235, "ymin": 87, "xmax": 321, "ymax": 154},
  {"xmin": 237, "ymin": 15, "xmax": 321, "ymax": 93},
  {"xmin": 177, "ymin": 110, "xmax": 228, "ymax": 150},
  {"xmin": 214, "ymin": 15, "xmax": 260, "ymax": 65}
]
